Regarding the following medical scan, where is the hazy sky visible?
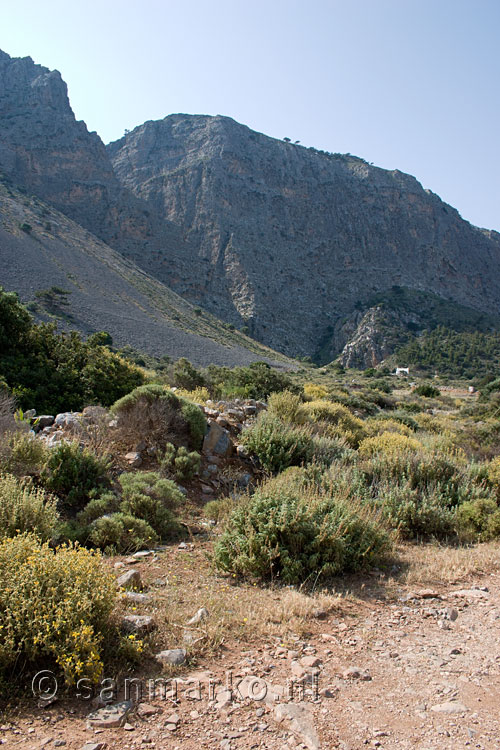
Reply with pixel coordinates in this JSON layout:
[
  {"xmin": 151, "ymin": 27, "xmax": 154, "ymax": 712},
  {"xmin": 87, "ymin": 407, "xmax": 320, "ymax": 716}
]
[{"xmin": 2, "ymin": 0, "xmax": 499, "ymax": 230}]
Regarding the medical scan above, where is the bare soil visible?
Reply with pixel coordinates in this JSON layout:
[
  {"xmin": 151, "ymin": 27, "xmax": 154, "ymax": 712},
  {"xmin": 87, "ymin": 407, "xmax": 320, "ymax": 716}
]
[{"xmin": 2, "ymin": 543, "xmax": 500, "ymax": 750}]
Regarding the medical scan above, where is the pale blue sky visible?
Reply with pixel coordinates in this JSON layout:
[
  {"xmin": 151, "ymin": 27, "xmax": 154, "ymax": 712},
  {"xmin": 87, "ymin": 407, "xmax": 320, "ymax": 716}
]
[{"xmin": 2, "ymin": 0, "xmax": 499, "ymax": 230}]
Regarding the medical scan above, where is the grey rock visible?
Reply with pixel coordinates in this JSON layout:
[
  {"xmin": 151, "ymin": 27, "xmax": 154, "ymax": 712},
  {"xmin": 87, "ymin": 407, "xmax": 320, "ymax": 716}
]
[
  {"xmin": 121, "ymin": 615, "xmax": 155, "ymax": 635},
  {"xmin": 34, "ymin": 415, "xmax": 55, "ymax": 432},
  {"xmin": 86, "ymin": 700, "xmax": 133, "ymax": 728},
  {"xmin": 273, "ymin": 703, "xmax": 320, "ymax": 750},
  {"xmin": 125, "ymin": 451, "xmax": 142, "ymax": 467},
  {"xmin": 109, "ymin": 114, "xmax": 500, "ymax": 364},
  {"xmin": 116, "ymin": 569, "xmax": 143, "ymax": 590},
  {"xmin": 431, "ymin": 700, "xmax": 468, "ymax": 714},
  {"xmin": 186, "ymin": 607, "xmax": 209, "ymax": 625},
  {"xmin": 124, "ymin": 591, "xmax": 151, "ymax": 604},
  {"xmin": 202, "ymin": 422, "xmax": 233, "ymax": 457},
  {"xmin": 156, "ymin": 648, "xmax": 187, "ymax": 666}
]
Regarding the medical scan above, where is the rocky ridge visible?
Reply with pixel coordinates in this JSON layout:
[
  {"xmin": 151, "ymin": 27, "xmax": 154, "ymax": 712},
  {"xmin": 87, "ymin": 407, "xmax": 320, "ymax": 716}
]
[{"xmin": 108, "ymin": 114, "xmax": 500, "ymax": 358}]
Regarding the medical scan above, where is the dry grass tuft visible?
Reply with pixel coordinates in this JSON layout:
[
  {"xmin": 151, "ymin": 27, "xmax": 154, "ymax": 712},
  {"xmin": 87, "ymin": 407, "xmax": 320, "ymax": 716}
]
[{"xmin": 397, "ymin": 541, "xmax": 500, "ymax": 586}]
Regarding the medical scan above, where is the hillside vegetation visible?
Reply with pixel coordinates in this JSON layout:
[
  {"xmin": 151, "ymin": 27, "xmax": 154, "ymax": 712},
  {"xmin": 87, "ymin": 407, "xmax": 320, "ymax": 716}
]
[{"xmin": 2, "ymin": 290, "xmax": 500, "ymax": 697}]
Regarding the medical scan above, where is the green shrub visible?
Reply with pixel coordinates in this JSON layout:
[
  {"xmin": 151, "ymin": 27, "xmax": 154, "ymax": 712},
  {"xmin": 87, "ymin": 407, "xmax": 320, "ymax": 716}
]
[
  {"xmin": 89, "ymin": 512, "xmax": 159, "ymax": 553},
  {"xmin": 180, "ymin": 400, "xmax": 207, "ymax": 448},
  {"xmin": 76, "ymin": 493, "xmax": 119, "ymax": 526},
  {"xmin": 214, "ymin": 480, "xmax": 390, "ymax": 583},
  {"xmin": 376, "ymin": 482, "xmax": 458, "ymax": 539},
  {"xmin": 172, "ymin": 358, "xmax": 207, "ymax": 390},
  {"xmin": 160, "ymin": 443, "xmax": 201, "ymax": 481},
  {"xmin": 457, "ymin": 498, "xmax": 500, "ymax": 541},
  {"xmin": 0, "ymin": 287, "xmax": 144, "ymax": 413},
  {"xmin": 118, "ymin": 471, "xmax": 183, "ymax": 538},
  {"xmin": 204, "ymin": 496, "xmax": 240, "ymax": 524},
  {"xmin": 0, "ymin": 431, "xmax": 48, "ymax": 477},
  {"xmin": 241, "ymin": 413, "xmax": 313, "ymax": 473},
  {"xmin": 0, "ymin": 534, "xmax": 116, "ymax": 689},
  {"xmin": 414, "ymin": 384, "xmax": 441, "ymax": 398},
  {"xmin": 40, "ymin": 441, "xmax": 111, "ymax": 510},
  {"xmin": 358, "ymin": 432, "xmax": 422, "ymax": 457},
  {"xmin": 0, "ymin": 474, "xmax": 59, "ymax": 541}
]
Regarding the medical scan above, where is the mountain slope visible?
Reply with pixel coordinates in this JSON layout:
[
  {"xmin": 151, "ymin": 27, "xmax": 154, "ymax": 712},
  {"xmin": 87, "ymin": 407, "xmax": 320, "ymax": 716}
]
[
  {"xmin": 0, "ymin": 177, "xmax": 291, "ymax": 368},
  {"xmin": 108, "ymin": 114, "xmax": 500, "ymax": 358},
  {"xmin": 0, "ymin": 49, "xmax": 195, "ymax": 274}
]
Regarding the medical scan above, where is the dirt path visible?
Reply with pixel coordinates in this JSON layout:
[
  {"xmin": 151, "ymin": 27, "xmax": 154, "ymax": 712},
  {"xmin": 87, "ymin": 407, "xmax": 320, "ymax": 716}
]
[{"xmin": 2, "ymin": 565, "xmax": 500, "ymax": 750}]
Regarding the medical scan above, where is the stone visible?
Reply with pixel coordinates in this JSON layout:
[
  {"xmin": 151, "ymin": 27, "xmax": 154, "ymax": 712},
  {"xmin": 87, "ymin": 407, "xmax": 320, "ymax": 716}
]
[
  {"xmin": 132, "ymin": 550, "xmax": 153, "ymax": 558},
  {"xmin": 444, "ymin": 607, "xmax": 459, "ymax": 621},
  {"xmin": 202, "ymin": 422, "xmax": 233, "ymax": 457},
  {"xmin": 124, "ymin": 592, "xmax": 151, "ymax": 603},
  {"xmin": 125, "ymin": 451, "xmax": 142, "ymax": 467},
  {"xmin": 34, "ymin": 415, "xmax": 55, "ymax": 431},
  {"xmin": 116, "ymin": 569, "xmax": 143, "ymax": 590},
  {"xmin": 186, "ymin": 607, "xmax": 209, "ymax": 625},
  {"xmin": 451, "ymin": 589, "xmax": 489, "ymax": 599},
  {"xmin": 86, "ymin": 700, "xmax": 133, "ymax": 728},
  {"xmin": 165, "ymin": 712, "xmax": 180, "ymax": 725},
  {"xmin": 430, "ymin": 701, "xmax": 468, "ymax": 714},
  {"xmin": 54, "ymin": 412, "xmax": 82, "ymax": 432},
  {"xmin": 273, "ymin": 703, "xmax": 320, "ymax": 750},
  {"xmin": 342, "ymin": 667, "xmax": 371, "ymax": 681},
  {"xmin": 121, "ymin": 615, "xmax": 156, "ymax": 635},
  {"xmin": 81, "ymin": 744, "xmax": 106, "ymax": 750},
  {"xmin": 156, "ymin": 648, "xmax": 187, "ymax": 666},
  {"xmin": 300, "ymin": 656, "xmax": 321, "ymax": 668},
  {"xmin": 137, "ymin": 703, "xmax": 160, "ymax": 718},
  {"xmin": 215, "ymin": 688, "xmax": 232, "ymax": 710},
  {"xmin": 415, "ymin": 589, "xmax": 440, "ymax": 599}
]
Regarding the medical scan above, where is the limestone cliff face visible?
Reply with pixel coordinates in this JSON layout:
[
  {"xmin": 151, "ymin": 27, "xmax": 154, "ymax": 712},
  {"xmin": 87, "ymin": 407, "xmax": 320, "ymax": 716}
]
[
  {"xmin": 0, "ymin": 50, "xmax": 189, "ymax": 269},
  {"xmin": 108, "ymin": 114, "xmax": 500, "ymax": 358},
  {"xmin": 3, "ymin": 47, "xmax": 500, "ymax": 364}
]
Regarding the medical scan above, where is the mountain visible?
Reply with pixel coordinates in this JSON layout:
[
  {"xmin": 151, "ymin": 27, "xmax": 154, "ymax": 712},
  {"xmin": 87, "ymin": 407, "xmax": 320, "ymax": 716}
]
[
  {"xmin": 0, "ymin": 177, "xmax": 290, "ymax": 367},
  {"xmin": 2, "ymin": 47, "xmax": 500, "ymax": 368},
  {"xmin": 0, "ymin": 50, "xmax": 290, "ymax": 368},
  {"xmin": 108, "ymin": 115, "xmax": 500, "ymax": 360}
]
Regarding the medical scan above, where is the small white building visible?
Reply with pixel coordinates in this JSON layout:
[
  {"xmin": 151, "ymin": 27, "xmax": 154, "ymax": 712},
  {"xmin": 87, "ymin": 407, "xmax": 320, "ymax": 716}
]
[{"xmin": 395, "ymin": 367, "xmax": 409, "ymax": 377}]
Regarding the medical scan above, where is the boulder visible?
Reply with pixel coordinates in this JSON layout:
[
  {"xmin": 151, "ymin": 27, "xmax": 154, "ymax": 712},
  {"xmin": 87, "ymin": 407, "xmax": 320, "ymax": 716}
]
[
  {"xmin": 121, "ymin": 615, "xmax": 155, "ymax": 635},
  {"xmin": 116, "ymin": 569, "xmax": 143, "ymax": 590},
  {"xmin": 156, "ymin": 648, "xmax": 187, "ymax": 666},
  {"xmin": 202, "ymin": 422, "xmax": 233, "ymax": 457},
  {"xmin": 86, "ymin": 700, "xmax": 133, "ymax": 728}
]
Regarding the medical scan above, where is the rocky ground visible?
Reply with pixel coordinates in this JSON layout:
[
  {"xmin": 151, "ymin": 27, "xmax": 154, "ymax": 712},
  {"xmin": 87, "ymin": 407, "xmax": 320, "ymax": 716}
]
[{"xmin": 2, "ymin": 543, "xmax": 500, "ymax": 750}]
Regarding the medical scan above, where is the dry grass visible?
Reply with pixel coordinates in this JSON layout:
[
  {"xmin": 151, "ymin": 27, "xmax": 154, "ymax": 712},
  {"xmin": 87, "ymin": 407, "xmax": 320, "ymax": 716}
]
[
  {"xmin": 113, "ymin": 545, "xmax": 342, "ymax": 664},
  {"xmin": 397, "ymin": 540, "xmax": 500, "ymax": 586}
]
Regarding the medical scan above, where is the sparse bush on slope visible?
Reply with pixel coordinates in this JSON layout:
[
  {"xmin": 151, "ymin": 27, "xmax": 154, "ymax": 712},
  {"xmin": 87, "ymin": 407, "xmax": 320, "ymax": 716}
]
[{"xmin": 111, "ymin": 384, "xmax": 206, "ymax": 449}]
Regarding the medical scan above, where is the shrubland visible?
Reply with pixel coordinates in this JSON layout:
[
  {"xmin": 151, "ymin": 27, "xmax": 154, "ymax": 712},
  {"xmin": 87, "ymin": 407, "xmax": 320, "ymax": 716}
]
[{"xmin": 2, "ymin": 287, "xmax": 500, "ymax": 699}]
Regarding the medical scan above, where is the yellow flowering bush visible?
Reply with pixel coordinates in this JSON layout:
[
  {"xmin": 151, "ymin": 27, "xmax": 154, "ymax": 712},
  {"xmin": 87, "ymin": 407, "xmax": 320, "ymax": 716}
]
[
  {"xmin": 303, "ymin": 400, "xmax": 367, "ymax": 447},
  {"xmin": 358, "ymin": 432, "xmax": 422, "ymax": 457},
  {"xmin": 303, "ymin": 383, "xmax": 329, "ymax": 401},
  {"xmin": 365, "ymin": 418, "xmax": 412, "ymax": 437},
  {"xmin": 0, "ymin": 535, "xmax": 116, "ymax": 689}
]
